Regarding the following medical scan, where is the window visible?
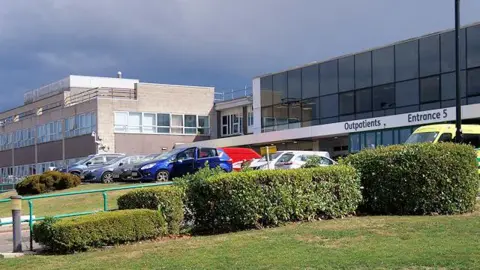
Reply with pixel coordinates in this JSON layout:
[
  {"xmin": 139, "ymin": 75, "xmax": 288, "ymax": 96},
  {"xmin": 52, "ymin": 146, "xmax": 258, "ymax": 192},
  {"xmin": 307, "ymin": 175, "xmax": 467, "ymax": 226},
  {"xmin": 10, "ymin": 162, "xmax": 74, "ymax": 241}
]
[
  {"xmin": 114, "ymin": 112, "xmax": 128, "ymax": 132},
  {"xmin": 199, "ymin": 148, "xmax": 217, "ymax": 158},
  {"xmin": 355, "ymin": 52, "xmax": 372, "ymax": 89},
  {"xmin": 320, "ymin": 60, "xmax": 338, "ymax": 96},
  {"xmin": 382, "ymin": 130, "xmax": 393, "ymax": 146},
  {"xmin": 319, "ymin": 157, "xmax": 334, "ymax": 165},
  {"xmin": 89, "ymin": 156, "xmax": 105, "ymax": 165},
  {"xmin": 272, "ymin": 72, "xmax": 288, "ymax": 104},
  {"xmin": 419, "ymin": 35, "xmax": 440, "ymax": 77},
  {"xmin": 301, "ymin": 64, "xmax": 319, "ymax": 99},
  {"xmin": 441, "ymin": 29, "xmax": 466, "ymax": 72},
  {"xmin": 247, "ymin": 110, "xmax": 254, "ymax": 127},
  {"xmin": 171, "ymin": 114, "xmax": 184, "ymax": 134},
  {"xmin": 222, "ymin": 113, "xmax": 242, "ymax": 136},
  {"xmin": 143, "ymin": 113, "xmax": 156, "ymax": 133},
  {"xmin": 338, "ymin": 56, "xmax": 355, "ymax": 92},
  {"xmin": 339, "ymin": 92, "xmax": 355, "ymax": 115},
  {"xmin": 373, "ymin": 84, "xmax": 395, "ymax": 110},
  {"xmin": 438, "ymin": 133, "xmax": 453, "ymax": 142},
  {"xmin": 127, "ymin": 113, "xmax": 142, "ymax": 133},
  {"xmin": 287, "ymin": 69, "xmax": 302, "ymax": 101},
  {"xmin": 301, "ymin": 98, "xmax": 319, "ymax": 126},
  {"xmin": 355, "ymin": 88, "xmax": 372, "ymax": 113},
  {"xmin": 157, "ymin": 113, "xmax": 170, "ymax": 133},
  {"xmin": 320, "ymin": 94, "xmax": 338, "ymax": 118},
  {"xmin": 467, "ymin": 24, "xmax": 480, "ymax": 68},
  {"xmin": 395, "ymin": 40, "xmax": 419, "ymax": 81},
  {"xmin": 396, "ymin": 80, "xmax": 419, "ymax": 107},
  {"xmin": 198, "ymin": 116, "xmax": 210, "ymax": 135},
  {"xmin": 273, "ymin": 104, "xmax": 288, "ymax": 131},
  {"xmin": 467, "ymin": 68, "xmax": 480, "ymax": 97},
  {"xmin": 462, "ymin": 134, "xmax": 480, "ymax": 148},
  {"xmin": 276, "ymin": 153, "xmax": 295, "ymax": 163},
  {"xmin": 420, "ymin": 76, "xmax": 440, "ymax": 103},
  {"xmin": 177, "ymin": 148, "xmax": 196, "ymax": 161},
  {"xmin": 185, "ymin": 115, "xmax": 197, "ymax": 134},
  {"xmin": 372, "ymin": 46, "xmax": 394, "ymax": 86},
  {"xmin": 441, "ymin": 71, "xmax": 466, "ymax": 101},
  {"xmin": 288, "ymin": 103, "xmax": 301, "ymax": 129},
  {"xmin": 261, "ymin": 107, "xmax": 274, "ymax": 128},
  {"xmin": 260, "ymin": 76, "xmax": 273, "ymax": 107}
]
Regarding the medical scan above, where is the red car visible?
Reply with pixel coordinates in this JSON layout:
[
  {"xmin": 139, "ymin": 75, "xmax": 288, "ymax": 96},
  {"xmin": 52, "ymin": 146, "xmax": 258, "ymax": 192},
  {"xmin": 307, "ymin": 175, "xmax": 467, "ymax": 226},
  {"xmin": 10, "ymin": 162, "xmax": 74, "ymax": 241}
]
[{"xmin": 218, "ymin": 147, "xmax": 261, "ymax": 171}]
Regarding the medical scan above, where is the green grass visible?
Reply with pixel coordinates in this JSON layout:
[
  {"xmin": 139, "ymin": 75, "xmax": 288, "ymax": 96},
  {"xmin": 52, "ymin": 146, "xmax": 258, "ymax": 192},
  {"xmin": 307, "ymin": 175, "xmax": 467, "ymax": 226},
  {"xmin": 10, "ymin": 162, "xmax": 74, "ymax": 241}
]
[
  {"xmin": 1, "ymin": 211, "xmax": 480, "ymax": 269},
  {"xmin": 0, "ymin": 183, "xmax": 145, "ymax": 218}
]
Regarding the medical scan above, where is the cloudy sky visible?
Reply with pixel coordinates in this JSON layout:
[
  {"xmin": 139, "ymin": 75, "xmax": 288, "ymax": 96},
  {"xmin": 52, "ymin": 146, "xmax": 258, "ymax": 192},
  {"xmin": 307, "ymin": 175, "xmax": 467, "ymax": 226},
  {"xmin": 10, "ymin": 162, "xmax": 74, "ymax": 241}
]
[{"xmin": 1, "ymin": 0, "xmax": 480, "ymax": 110}]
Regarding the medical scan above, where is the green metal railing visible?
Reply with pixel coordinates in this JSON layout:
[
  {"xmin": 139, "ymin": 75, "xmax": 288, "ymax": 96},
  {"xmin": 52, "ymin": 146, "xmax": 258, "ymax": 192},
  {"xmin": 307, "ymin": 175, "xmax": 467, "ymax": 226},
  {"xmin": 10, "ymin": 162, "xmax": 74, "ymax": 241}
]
[{"xmin": 0, "ymin": 182, "xmax": 173, "ymax": 250}]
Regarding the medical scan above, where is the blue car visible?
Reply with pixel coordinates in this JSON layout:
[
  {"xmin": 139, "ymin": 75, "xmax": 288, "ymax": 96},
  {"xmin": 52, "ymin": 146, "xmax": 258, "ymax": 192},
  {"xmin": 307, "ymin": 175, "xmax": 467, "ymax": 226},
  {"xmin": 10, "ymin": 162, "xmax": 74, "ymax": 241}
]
[
  {"xmin": 57, "ymin": 153, "xmax": 125, "ymax": 176},
  {"xmin": 130, "ymin": 147, "xmax": 233, "ymax": 182},
  {"xmin": 81, "ymin": 155, "xmax": 146, "ymax": 183}
]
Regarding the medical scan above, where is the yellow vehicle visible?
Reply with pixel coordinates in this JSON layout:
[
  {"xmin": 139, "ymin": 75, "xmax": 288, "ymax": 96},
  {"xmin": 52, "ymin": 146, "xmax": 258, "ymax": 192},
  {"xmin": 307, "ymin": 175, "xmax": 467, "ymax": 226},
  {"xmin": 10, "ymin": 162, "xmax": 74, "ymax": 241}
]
[{"xmin": 405, "ymin": 124, "xmax": 480, "ymax": 172}]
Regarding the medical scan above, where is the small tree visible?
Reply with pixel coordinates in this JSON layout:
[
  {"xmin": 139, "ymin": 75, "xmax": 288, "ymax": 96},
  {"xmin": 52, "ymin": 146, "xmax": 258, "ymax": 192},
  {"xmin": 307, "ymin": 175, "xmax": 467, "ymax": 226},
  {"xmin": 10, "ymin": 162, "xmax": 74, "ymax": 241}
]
[{"xmin": 301, "ymin": 155, "xmax": 323, "ymax": 169}]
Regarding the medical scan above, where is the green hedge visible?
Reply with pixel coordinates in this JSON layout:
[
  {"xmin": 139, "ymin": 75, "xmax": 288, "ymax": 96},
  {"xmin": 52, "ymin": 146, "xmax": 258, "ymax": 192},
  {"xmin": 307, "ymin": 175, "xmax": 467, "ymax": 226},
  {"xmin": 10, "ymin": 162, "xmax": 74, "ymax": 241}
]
[
  {"xmin": 15, "ymin": 171, "xmax": 81, "ymax": 195},
  {"xmin": 33, "ymin": 209, "xmax": 167, "ymax": 253},
  {"xmin": 187, "ymin": 165, "xmax": 362, "ymax": 233},
  {"xmin": 344, "ymin": 143, "xmax": 479, "ymax": 215},
  {"xmin": 117, "ymin": 186, "xmax": 184, "ymax": 235}
]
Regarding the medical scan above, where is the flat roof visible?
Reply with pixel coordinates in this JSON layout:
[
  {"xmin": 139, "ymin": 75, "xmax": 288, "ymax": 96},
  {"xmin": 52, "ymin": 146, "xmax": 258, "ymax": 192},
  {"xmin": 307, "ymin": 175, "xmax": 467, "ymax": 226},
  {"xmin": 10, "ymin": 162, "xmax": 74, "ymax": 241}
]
[{"xmin": 254, "ymin": 21, "xmax": 480, "ymax": 79}]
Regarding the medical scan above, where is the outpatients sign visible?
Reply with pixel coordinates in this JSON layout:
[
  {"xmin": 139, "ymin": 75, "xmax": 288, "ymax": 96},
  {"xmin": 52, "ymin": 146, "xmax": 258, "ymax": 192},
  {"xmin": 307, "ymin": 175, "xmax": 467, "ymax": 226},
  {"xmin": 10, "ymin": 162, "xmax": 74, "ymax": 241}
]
[{"xmin": 344, "ymin": 109, "xmax": 450, "ymax": 132}]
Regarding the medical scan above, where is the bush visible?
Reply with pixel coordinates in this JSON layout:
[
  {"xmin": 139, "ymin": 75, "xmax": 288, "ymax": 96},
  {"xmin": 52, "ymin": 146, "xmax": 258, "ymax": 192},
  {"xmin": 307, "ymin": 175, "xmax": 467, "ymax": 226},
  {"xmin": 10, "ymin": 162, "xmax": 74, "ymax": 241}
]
[
  {"xmin": 343, "ymin": 143, "xmax": 479, "ymax": 215},
  {"xmin": 301, "ymin": 155, "xmax": 324, "ymax": 168},
  {"xmin": 33, "ymin": 209, "xmax": 167, "ymax": 253},
  {"xmin": 188, "ymin": 165, "xmax": 362, "ymax": 233},
  {"xmin": 15, "ymin": 171, "xmax": 81, "ymax": 195},
  {"xmin": 117, "ymin": 186, "xmax": 184, "ymax": 235}
]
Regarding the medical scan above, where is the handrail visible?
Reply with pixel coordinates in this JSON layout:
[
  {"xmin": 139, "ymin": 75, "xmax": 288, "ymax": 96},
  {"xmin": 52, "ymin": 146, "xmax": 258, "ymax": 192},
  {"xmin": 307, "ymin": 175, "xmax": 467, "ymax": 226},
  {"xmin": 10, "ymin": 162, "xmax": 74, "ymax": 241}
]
[{"xmin": 0, "ymin": 182, "xmax": 173, "ymax": 203}]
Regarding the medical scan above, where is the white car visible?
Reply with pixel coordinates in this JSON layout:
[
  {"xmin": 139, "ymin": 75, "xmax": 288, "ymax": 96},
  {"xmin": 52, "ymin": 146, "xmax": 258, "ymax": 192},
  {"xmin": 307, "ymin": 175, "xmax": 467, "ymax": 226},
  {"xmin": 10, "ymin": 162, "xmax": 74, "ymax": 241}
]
[
  {"xmin": 274, "ymin": 151, "xmax": 336, "ymax": 170},
  {"xmin": 249, "ymin": 151, "xmax": 334, "ymax": 170}
]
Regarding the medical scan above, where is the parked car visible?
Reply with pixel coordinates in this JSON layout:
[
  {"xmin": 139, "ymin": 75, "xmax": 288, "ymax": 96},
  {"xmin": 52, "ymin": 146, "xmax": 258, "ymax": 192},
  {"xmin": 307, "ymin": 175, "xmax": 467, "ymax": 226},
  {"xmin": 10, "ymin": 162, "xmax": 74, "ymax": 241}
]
[
  {"xmin": 218, "ymin": 147, "xmax": 261, "ymax": 171},
  {"xmin": 274, "ymin": 151, "xmax": 336, "ymax": 170},
  {"xmin": 81, "ymin": 155, "xmax": 146, "ymax": 183},
  {"xmin": 126, "ymin": 147, "xmax": 233, "ymax": 182},
  {"xmin": 56, "ymin": 153, "xmax": 125, "ymax": 176},
  {"xmin": 112, "ymin": 153, "xmax": 163, "ymax": 181},
  {"xmin": 250, "ymin": 151, "xmax": 332, "ymax": 170}
]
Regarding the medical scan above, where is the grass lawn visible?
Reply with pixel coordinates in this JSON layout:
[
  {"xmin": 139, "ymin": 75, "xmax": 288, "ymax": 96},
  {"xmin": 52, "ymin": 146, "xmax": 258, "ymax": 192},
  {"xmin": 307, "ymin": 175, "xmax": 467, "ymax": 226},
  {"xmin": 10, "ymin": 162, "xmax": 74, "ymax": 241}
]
[
  {"xmin": 0, "ymin": 183, "xmax": 145, "ymax": 218},
  {"xmin": 1, "ymin": 210, "xmax": 479, "ymax": 269}
]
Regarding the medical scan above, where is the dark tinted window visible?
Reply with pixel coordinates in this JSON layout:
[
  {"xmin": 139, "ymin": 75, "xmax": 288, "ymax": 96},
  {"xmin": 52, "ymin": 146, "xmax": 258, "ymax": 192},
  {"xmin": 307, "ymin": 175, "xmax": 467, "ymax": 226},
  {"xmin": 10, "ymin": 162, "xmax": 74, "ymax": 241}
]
[
  {"xmin": 372, "ymin": 46, "xmax": 394, "ymax": 86},
  {"xmin": 288, "ymin": 69, "xmax": 302, "ymax": 101},
  {"xmin": 395, "ymin": 40, "xmax": 419, "ymax": 81},
  {"xmin": 272, "ymin": 72, "xmax": 288, "ymax": 104},
  {"xmin": 301, "ymin": 65, "xmax": 319, "ymax": 99},
  {"xmin": 396, "ymin": 105, "xmax": 419, "ymax": 114},
  {"xmin": 339, "ymin": 92, "xmax": 355, "ymax": 115},
  {"xmin": 440, "ymin": 29, "xmax": 466, "ymax": 72},
  {"xmin": 396, "ymin": 80, "xmax": 419, "ymax": 107},
  {"xmin": 467, "ymin": 24, "xmax": 480, "ymax": 68},
  {"xmin": 261, "ymin": 106, "xmax": 274, "ymax": 127},
  {"xmin": 467, "ymin": 68, "xmax": 480, "ymax": 96},
  {"xmin": 420, "ymin": 102, "xmax": 440, "ymax": 111},
  {"xmin": 320, "ymin": 60, "xmax": 338, "ymax": 96},
  {"xmin": 320, "ymin": 94, "xmax": 338, "ymax": 118},
  {"xmin": 441, "ymin": 71, "xmax": 466, "ymax": 100},
  {"xmin": 355, "ymin": 52, "xmax": 372, "ymax": 89},
  {"xmin": 373, "ymin": 84, "xmax": 395, "ymax": 110},
  {"xmin": 288, "ymin": 103, "xmax": 302, "ymax": 128},
  {"xmin": 462, "ymin": 134, "xmax": 480, "ymax": 148},
  {"xmin": 273, "ymin": 104, "xmax": 288, "ymax": 130},
  {"xmin": 301, "ymin": 98, "xmax": 320, "ymax": 122},
  {"xmin": 355, "ymin": 88, "xmax": 372, "ymax": 113},
  {"xmin": 420, "ymin": 76, "xmax": 440, "ymax": 103},
  {"xmin": 419, "ymin": 35, "xmax": 440, "ymax": 77},
  {"xmin": 260, "ymin": 76, "xmax": 273, "ymax": 107},
  {"xmin": 338, "ymin": 56, "xmax": 355, "ymax": 92}
]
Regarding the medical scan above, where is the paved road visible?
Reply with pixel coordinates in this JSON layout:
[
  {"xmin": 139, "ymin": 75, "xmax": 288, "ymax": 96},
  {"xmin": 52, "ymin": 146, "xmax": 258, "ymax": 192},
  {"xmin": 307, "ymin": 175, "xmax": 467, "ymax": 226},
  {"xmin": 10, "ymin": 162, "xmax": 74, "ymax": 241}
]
[{"xmin": 0, "ymin": 229, "xmax": 40, "ymax": 253}]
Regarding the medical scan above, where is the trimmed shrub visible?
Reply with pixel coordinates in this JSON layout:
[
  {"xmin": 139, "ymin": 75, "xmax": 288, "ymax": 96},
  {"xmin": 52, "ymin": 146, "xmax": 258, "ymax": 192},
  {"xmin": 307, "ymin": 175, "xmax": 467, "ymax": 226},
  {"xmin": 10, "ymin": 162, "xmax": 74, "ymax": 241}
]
[
  {"xmin": 188, "ymin": 165, "xmax": 362, "ymax": 233},
  {"xmin": 15, "ymin": 171, "xmax": 81, "ymax": 195},
  {"xmin": 33, "ymin": 209, "xmax": 167, "ymax": 253},
  {"xmin": 343, "ymin": 143, "xmax": 479, "ymax": 215},
  {"xmin": 117, "ymin": 186, "xmax": 184, "ymax": 235}
]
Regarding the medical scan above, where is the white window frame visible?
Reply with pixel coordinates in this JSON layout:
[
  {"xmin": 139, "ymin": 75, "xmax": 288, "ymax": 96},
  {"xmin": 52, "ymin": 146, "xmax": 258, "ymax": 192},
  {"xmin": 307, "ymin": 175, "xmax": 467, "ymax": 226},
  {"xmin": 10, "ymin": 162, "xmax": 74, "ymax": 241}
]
[{"xmin": 171, "ymin": 114, "xmax": 184, "ymax": 134}]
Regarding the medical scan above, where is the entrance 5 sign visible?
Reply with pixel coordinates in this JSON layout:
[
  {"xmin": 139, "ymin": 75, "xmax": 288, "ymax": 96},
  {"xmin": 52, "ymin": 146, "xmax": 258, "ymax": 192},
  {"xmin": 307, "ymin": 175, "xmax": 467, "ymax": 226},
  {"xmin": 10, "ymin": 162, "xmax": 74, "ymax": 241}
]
[{"xmin": 407, "ymin": 109, "xmax": 448, "ymax": 123}]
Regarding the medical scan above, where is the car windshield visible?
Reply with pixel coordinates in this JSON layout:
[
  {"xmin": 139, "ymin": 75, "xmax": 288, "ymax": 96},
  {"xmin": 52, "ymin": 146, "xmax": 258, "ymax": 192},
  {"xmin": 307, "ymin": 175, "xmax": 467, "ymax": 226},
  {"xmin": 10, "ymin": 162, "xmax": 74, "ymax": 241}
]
[
  {"xmin": 260, "ymin": 152, "xmax": 283, "ymax": 161},
  {"xmin": 405, "ymin": 132, "xmax": 439, "ymax": 144},
  {"xmin": 104, "ymin": 156, "xmax": 127, "ymax": 165},
  {"xmin": 150, "ymin": 149, "xmax": 185, "ymax": 161},
  {"xmin": 72, "ymin": 155, "xmax": 94, "ymax": 166}
]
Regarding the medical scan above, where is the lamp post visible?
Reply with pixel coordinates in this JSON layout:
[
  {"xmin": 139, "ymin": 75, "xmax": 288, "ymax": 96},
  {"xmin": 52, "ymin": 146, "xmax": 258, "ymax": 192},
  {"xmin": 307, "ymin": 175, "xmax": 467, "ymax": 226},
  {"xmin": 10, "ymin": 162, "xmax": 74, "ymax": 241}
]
[{"xmin": 455, "ymin": 0, "xmax": 463, "ymax": 142}]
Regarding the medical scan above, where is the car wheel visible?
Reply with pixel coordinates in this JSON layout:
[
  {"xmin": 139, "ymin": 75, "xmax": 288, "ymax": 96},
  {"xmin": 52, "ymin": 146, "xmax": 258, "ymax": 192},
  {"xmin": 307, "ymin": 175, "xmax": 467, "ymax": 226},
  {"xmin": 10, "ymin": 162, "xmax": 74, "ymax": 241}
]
[
  {"xmin": 101, "ymin": 172, "xmax": 114, "ymax": 184},
  {"xmin": 155, "ymin": 170, "xmax": 169, "ymax": 182}
]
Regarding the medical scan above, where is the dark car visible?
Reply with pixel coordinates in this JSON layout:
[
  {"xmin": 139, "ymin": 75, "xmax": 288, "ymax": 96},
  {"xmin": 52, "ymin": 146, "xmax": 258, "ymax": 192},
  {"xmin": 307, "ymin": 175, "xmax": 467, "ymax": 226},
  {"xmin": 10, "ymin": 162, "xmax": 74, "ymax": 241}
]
[
  {"xmin": 81, "ymin": 155, "xmax": 146, "ymax": 183},
  {"xmin": 126, "ymin": 147, "xmax": 233, "ymax": 182},
  {"xmin": 112, "ymin": 153, "xmax": 163, "ymax": 182},
  {"xmin": 57, "ymin": 153, "xmax": 125, "ymax": 176}
]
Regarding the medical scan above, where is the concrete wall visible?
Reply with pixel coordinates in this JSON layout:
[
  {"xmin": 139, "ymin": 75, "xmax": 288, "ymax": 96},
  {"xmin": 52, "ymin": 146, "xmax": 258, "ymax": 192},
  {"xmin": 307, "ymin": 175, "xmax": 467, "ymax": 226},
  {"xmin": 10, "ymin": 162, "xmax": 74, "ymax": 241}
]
[
  {"xmin": 97, "ymin": 83, "xmax": 215, "ymax": 153},
  {"xmin": 115, "ymin": 134, "xmax": 209, "ymax": 154}
]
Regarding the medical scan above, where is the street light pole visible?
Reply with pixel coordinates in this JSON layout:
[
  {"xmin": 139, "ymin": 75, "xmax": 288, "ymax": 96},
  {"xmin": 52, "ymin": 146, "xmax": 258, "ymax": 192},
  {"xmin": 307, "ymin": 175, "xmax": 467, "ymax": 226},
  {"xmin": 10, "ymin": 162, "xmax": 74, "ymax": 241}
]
[{"xmin": 455, "ymin": 0, "xmax": 463, "ymax": 142}]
